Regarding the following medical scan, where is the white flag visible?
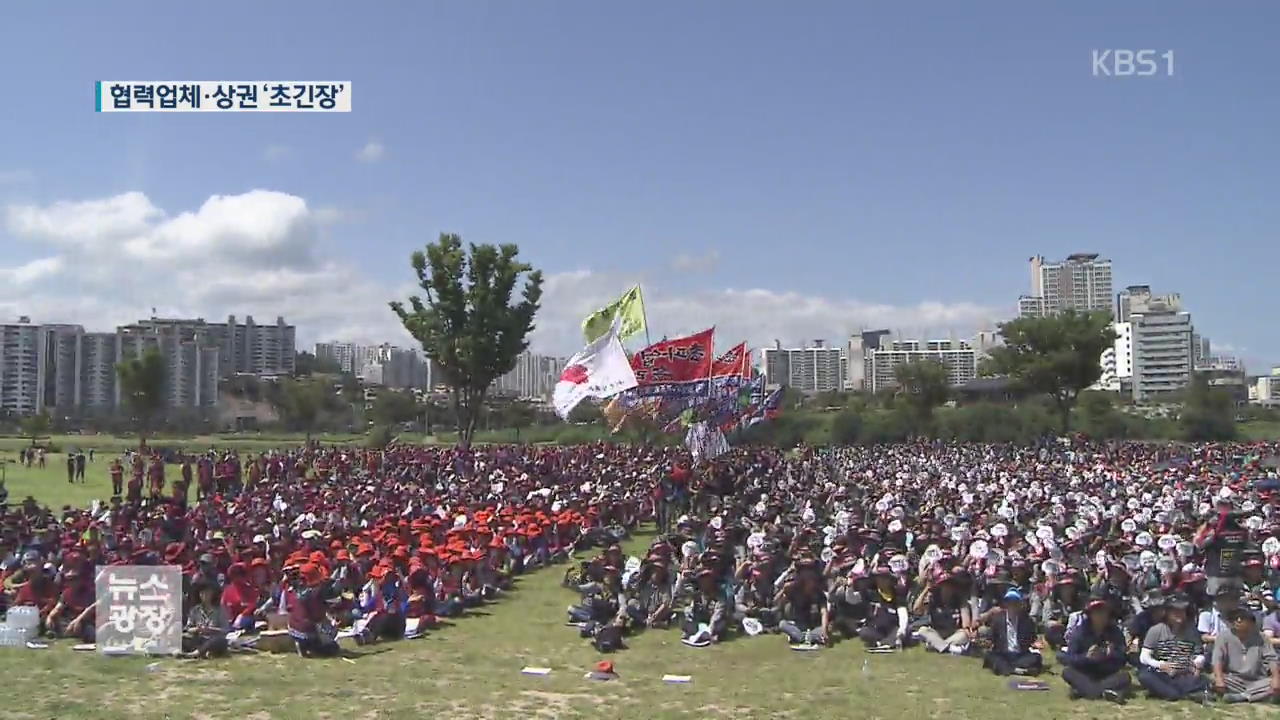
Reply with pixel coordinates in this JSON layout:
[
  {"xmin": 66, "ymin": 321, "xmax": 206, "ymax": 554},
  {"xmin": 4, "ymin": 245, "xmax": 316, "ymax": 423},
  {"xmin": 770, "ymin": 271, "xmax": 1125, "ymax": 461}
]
[{"xmin": 553, "ymin": 316, "xmax": 638, "ymax": 420}]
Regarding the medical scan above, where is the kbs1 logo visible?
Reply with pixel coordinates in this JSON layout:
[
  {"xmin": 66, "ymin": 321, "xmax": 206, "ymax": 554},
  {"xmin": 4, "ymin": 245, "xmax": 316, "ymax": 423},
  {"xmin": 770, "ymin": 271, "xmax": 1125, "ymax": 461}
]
[{"xmin": 1091, "ymin": 50, "xmax": 1174, "ymax": 77}]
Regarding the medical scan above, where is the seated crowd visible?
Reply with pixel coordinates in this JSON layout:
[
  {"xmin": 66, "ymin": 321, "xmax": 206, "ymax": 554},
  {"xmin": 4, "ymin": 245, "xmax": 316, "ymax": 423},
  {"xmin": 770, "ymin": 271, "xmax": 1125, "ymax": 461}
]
[
  {"xmin": 0, "ymin": 443, "xmax": 647, "ymax": 657},
  {"xmin": 564, "ymin": 440, "xmax": 1280, "ymax": 704},
  {"xmin": 0, "ymin": 437, "xmax": 1278, "ymax": 705}
]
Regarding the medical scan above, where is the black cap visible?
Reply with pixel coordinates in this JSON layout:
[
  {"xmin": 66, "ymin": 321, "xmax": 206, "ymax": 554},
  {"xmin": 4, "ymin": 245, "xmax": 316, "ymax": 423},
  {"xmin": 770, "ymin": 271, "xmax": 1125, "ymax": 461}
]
[
  {"xmin": 1227, "ymin": 608, "xmax": 1255, "ymax": 623},
  {"xmin": 1163, "ymin": 592, "xmax": 1191, "ymax": 610}
]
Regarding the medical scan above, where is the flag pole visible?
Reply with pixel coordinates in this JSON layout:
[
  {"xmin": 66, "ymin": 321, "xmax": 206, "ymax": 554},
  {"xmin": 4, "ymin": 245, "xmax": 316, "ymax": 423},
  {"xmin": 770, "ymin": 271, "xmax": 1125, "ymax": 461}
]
[{"xmin": 638, "ymin": 284, "xmax": 651, "ymax": 347}]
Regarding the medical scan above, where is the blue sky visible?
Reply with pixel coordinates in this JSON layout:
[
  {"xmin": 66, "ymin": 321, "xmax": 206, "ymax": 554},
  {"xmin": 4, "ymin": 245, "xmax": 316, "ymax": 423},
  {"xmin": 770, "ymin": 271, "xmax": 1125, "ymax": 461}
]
[{"xmin": 1, "ymin": 2, "xmax": 1276, "ymax": 370}]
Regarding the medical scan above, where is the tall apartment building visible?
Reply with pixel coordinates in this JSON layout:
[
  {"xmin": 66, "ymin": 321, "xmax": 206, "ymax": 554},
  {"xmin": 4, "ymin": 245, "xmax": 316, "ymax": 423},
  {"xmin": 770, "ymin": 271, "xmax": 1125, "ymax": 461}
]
[
  {"xmin": 1120, "ymin": 286, "xmax": 1193, "ymax": 403},
  {"xmin": 863, "ymin": 339, "xmax": 977, "ymax": 394},
  {"xmin": 492, "ymin": 350, "xmax": 566, "ymax": 400},
  {"xmin": 1018, "ymin": 253, "xmax": 1114, "ymax": 318},
  {"xmin": 1094, "ymin": 321, "xmax": 1134, "ymax": 393},
  {"xmin": 845, "ymin": 330, "xmax": 891, "ymax": 391},
  {"xmin": 0, "ymin": 318, "xmax": 41, "ymax": 415},
  {"xmin": 125, "ymin": 315, "xmax": 294, "ymax": 377},
  {"xmin": 359, "ymin": 345, "xmax": 428, "ymax": 390},
  {"xmin": 1191, "ymin": 333, "xmax": 1212, "ymax": 369},
  {"xmin": 314, "ymin": 342, "xmax": 357, "ymax": 373},
  {"xmin": 762, "ymin": 341, "xmax": 846, "ymax": 394},
  {"xmin": 0, "ymin": 316, "xmax": 229, "ymax": 416}
]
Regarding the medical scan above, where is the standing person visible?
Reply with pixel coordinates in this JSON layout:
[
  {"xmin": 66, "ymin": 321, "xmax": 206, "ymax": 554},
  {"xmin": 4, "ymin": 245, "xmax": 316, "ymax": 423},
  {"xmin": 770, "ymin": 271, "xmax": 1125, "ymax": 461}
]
[
  {"xmin": 109, "ymin": 458, "xmax": 124, "ymax": 497},
  {"xmin": 1196, "ymin": 503, "xmax": 1248, "ymax": 597},
  {"xmin": 1138, "ymin": 593, "xmax": 1209, "ymax": 701},
  {"xmin": 88, "ymin": 448, "xmax": 94, "ymax": 463},
  {"xmin": 1211, "ymin": 608, "xmax": 1280, "ymax": 703},
  {"xmin": 1058, "ymin": 595, "xmax": 1132, "ymax": 703},
  {"xmin": 75, "ymin": 452, "xmax": 86, "ymax": 482},
  {"xmin": 66, "ymin": 454, "xmax": 76, "ymax": 484}
]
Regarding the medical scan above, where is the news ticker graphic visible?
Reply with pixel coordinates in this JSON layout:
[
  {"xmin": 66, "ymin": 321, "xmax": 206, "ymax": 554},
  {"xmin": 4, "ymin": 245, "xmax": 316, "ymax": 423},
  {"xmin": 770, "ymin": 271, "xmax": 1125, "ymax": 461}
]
[{"xmin": 95, "ymin": 81, "xmax": 351, "ymax": 112}]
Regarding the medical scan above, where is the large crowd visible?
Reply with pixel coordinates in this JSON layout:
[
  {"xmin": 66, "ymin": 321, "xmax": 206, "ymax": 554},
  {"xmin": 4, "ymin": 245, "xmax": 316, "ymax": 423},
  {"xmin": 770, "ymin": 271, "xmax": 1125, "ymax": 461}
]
[{"xmin": 1, "ymin": 439, "xmax": 1279, "ymax": 704}]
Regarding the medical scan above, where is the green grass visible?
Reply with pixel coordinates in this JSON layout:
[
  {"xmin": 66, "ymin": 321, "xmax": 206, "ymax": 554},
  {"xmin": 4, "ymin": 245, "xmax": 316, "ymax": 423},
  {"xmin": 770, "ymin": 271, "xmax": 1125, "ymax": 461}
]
[
  {"xmin": 1241, "ymin": 421, "xmax": 1280, "ymax": 441},
  {"xmin": 1, "ymin": 529, "xmax": 1276, "ymax": 718}
]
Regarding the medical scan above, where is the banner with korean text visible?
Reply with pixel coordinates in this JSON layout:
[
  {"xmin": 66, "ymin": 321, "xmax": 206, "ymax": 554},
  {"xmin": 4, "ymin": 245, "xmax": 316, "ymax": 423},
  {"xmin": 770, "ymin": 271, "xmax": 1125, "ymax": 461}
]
[{"xmin": 630, "ymin": 328, "xmax": 715, "ymax": 398}]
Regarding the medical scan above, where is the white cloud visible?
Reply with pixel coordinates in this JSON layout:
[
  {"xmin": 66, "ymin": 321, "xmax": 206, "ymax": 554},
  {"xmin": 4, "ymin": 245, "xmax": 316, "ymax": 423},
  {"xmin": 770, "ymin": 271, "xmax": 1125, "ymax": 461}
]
[
  {"xmin": 2, "ymin": 190, "xmax": 414, "ymax": 349},
  {"xmin": 0, "ymin": 257, "xmax": 63, "ymax": 285},
  {"xmin": 2, "ymin": 190, "xmax": 999, "ymax": 362},
  {"xmin": 0, "ymin": 169, "xmax": 34, "ymax": 184},
  {"xmin": 263, "ymin": 144, "xmax": 290, "ymax": 162},
  {"xmin": 670, "ymin": 249, "xmax": 721, "ymax": 273},
  {"xmin": 527, "ymin": 269, "xmax": 1001, "ymax": 357},
  {"xmin": 355, "ymin": 140, "xmax": 385, "ymax": 163}
]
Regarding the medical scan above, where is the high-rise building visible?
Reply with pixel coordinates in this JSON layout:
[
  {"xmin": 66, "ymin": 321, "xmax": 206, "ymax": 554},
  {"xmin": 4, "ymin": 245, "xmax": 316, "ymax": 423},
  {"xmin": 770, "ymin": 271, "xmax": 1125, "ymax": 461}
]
[
  {"xmin": 0, "ymin": 317, "xmax": 41, "ymax": 415},
  {"xmin": 492, "ymin": 350, "xmax": 566, "ymax": 400},
  {"xmin": 357, "ymin": 344, "xmax": 428, "ymax": 389},
  {"xmin": 863, "ymin": 339, "xmax": 977, "ymax": 394},
  {"xmin": 1121, "ymin": 287, "xmax": 1193, "ymax": 403},
  {"xmin": 762, "ymin": 342, "xmax": 846, "ymax": 394},
  {"xmin": 1191, "ymin": 333, "xmax": 1212, "ymax": 369},
  {"xmin": 1019, "ymin": 253, "xmax": 1114, "ymax": 318},
  {"xmin": 124, "ymin": 315, "xmax": 295, "ymax": 377},
  {"xmin": 1094, "ymin": 321, "xmax": 1133, "ymax": 393},
  {"xmin": 315, "ymin": 342, "xmax": 357, "ymax": 373},
  {"xmin": 845, "ymin": 330, "xmax": 891, "ymax": 391}
]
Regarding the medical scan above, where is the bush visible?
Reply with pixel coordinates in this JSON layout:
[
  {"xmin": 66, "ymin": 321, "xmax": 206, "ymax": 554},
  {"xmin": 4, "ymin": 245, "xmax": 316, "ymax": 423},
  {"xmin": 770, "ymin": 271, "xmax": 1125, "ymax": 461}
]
[
  {"xmin": 366, "ymin": 424, "xmax": 395, "ymax": 449},
  {"xmin": 831, "ymin": 411, "xmax": 862, "ymax": 444}
]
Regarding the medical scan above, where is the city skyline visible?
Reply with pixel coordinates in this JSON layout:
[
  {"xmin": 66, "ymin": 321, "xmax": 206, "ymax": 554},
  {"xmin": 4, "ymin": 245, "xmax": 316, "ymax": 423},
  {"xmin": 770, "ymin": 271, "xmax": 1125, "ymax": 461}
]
[{"xmin": 1, "ymin": 4, "xmax": 1277, "ymax": 371}]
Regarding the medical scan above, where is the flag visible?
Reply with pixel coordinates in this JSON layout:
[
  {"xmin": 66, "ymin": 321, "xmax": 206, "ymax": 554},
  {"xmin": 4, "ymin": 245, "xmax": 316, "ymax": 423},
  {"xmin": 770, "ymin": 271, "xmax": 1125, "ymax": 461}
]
[
  {"xmin": 631, "ymin": 328, "xmax": 715, "ymax": 398},
  {"xmin": 710, "ymin": 342, "xmax": 751, "ymax": 379},
  {"xmin": 685, "ymin": 421, "xmax": 729, "ymax": 463},
  {"xmin": 553, "ymin": 317, "xmax": 638, "ymax": 420},
  {"xmin": 582, "ymin": 285, "xmax": 647, "ymax": 344},
  {"xmin": 740, "ymin": 388, "xmax": 783, "ymax": 430}
]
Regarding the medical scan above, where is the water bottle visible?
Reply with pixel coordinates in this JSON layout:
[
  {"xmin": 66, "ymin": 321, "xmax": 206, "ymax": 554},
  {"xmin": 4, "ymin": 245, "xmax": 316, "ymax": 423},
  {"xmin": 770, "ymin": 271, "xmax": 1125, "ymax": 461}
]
[{"xmin": 861, "ymin": 658, "xmax": 870, "ymax": 679}]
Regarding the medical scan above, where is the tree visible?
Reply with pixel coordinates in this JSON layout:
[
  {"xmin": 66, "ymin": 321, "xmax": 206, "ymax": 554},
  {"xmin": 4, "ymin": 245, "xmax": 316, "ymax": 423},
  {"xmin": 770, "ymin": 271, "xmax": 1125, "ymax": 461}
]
[
  {"xmin": 504, "ymin": 402, "xmax": 537, "ymax": 443},
  {"xmin": 1180, "ymin": 373, "xmax": 1237, "ymax": 441},
  {"xmin": 893, "ymin": 360, "xmax": 951, "ymax": 433},
  {"xmin": 115, "ymin": 348, "xmax": 167, "ymax": 447},
  {"xmin": 277, "ymin": 378, "xmax": 332, "ymax": 438},
  {"xmin": 982, "ymin": 310, "xmax": 1115, "ymax": 433},
  {"xmin": 1076, "ymin": 390, "xmax": 1128, "ymax": 439},
  {"xmin": 20, "ymin": 412, "xmax": 51, "ymax": 446},
  {"xmin": 390, "ymin": 234, "xmax": 543, "ymax": 450},
  {"xmin": 294, "ymin": 351, "xmax": 342, "ymax": 377},
  {"xmin": 369, "ymin": 389, "xmax": 421, "ymax": 427}
]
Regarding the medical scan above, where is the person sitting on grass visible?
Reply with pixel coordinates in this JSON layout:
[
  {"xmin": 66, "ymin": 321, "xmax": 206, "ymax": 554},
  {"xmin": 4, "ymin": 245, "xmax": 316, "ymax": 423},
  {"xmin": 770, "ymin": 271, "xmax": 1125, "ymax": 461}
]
[
  {"xmin": 1211, "ymin": 608, "xmax": 1280, "ymax": 703},
  {"xmin": 288, "ymin": 563, "xmax": 340, "ymax": 658},
  {"xmin": 981, "ymin": 588, "xmax": 1043, "ymax": 676},
  {"xmin": 46, "ymin": 565, "xmax": 96, "ymax": 642},
  {"xmin": 183, "ymin": 578, "xmax": 229, "ymax": 659},
  {"xmin": 913, "ymin": 567, "xmax": 972, "ymax": 655},
  {"xmin": 857, "ymin": 566, "xmax": 908, "ymax": 650},
  {"xmin": 1058, "ymin": 594, "xmax": 1131, "ymax": 703},
  {"xmin": 354, "ymin": 563, "xmax": 406, "ymax": 645},
  {"xmin": 1138, "ymin": 593, "xmax": 1209, "ymax": 701},
  {"xmin": 777, "ymin": 557, "xmax": 829, "ymax": 648},
  {"xmin": 681, "ymin": 568, "xmax": 727, "ymax": 647},
  {"xmin": 625, "ymin": 555, "xmax": 676, "ymax": 630}
]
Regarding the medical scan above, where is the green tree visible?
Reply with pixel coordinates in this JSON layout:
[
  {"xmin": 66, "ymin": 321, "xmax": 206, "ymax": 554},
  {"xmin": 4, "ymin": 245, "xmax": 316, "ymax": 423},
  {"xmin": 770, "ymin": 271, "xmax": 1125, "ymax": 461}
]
[
  {"xmin": 893, "ymin": 360, "xmax": 951, "ymax": 433},
  {"xmin": 982, "ymin": 310, "xmax": 1115, "ymax": 433},
  {"xmin": 277, "ymin": 378, "xmax": 329, "ymax": 438},
  {"xmin": 505, "ymin": 402, "xmax": 537, "ymax": 443},
  {"xmin": 294, "ymin": 351, "xmax": 342, "ymax": 376},
  {"xmin": 369, "ymin": 389, "xmax": 421, "ymax": 427},
  {"xmin": 1180, "ymin": 373, "xmax": 1237, "ymax": 441},
  {"xmin": 20, "ymin": 412, "xmax": 51, "ymax": 446},
  {"xmin": 115, "ymin": 348, "xmax": 168, "ymax": 447},
  {"xmin": 1076, "ymin": 390, "xmax": 1128, "ymax": 439},
  {"xmin": 391, "ymin": 234, "xmax": 543, "ymax": 450}
]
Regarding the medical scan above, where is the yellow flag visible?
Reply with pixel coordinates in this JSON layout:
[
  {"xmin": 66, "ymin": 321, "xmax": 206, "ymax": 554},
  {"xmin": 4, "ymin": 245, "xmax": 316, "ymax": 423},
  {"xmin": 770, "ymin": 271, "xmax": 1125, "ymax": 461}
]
[{"xmin": 582, "ymin": 285, "xmax": 646, "ymax": 343}]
